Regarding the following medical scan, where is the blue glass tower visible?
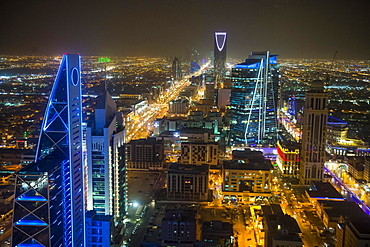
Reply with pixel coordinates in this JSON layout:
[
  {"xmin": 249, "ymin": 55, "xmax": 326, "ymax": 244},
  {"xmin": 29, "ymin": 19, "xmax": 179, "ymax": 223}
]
[
  {"xmin": 12, "ymin": 54, "xmax": 85, "ymax": 246},
  {"xmin": 230, "ymin": 51, "xmax": 279, "ymax": 146}
]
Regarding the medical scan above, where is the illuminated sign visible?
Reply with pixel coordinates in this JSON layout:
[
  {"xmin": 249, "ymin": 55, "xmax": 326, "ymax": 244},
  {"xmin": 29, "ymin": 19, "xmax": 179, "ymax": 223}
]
[
  {"xmin": 71, "ymin": 67, "xmax": 79, "ymax": 86},
  {"xmin": 98, "ymin": 57, "xmax": 111, "ymax": 63},
  {"xmin": 215, "ymin": 32, "xmax": 227, "ymax": 52}
]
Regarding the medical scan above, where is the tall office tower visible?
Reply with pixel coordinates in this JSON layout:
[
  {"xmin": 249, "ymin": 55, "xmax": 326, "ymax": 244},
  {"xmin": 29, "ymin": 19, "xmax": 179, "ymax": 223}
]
[
  {"xmin": 299, "ymin": 80, "xmax": 328, "ymax": 185},
  {"xmin": 229, "ymin": 51, "xmax": 279, "ymax": 146},
  {"xmin": 86, "ymin": 91, "xmax": 126, "ymax": 222},
  {"xmin": 172, "ymin": 57, "xmax": 181, "ymax": 81},
  {"xmin": 214, "ymin": 32, "xmax": 227, "ymax": 85},
  {"xmin": 12, "ymin": 54, "xmax": 85, "ymax": 246}
]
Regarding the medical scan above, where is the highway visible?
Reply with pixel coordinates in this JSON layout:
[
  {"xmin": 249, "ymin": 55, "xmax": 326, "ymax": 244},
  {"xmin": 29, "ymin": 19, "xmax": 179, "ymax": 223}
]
[{"xmin": 124, "ymin": 64, "xmax": 209, "ymax": 143}]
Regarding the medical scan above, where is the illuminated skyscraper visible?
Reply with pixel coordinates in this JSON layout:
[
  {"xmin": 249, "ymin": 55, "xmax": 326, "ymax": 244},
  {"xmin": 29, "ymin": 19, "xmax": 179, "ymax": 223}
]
[
  {"xmin": 12, "ymin": 54, "xmax": 85, "ymax": 246},
  {"xmin": 229, "ymin": 51, "xmax": 279, "ymax": 146},
  {"xmin": 299, "ymin": 80, "xmax": 328, "ymax": 185},
  {"xmin": 86, "ymin": 91, "xmax": 126, "ymax": 222},
  {"xmin": 214, "ymin": 32, "xmax": 227, "ymax": 83}
]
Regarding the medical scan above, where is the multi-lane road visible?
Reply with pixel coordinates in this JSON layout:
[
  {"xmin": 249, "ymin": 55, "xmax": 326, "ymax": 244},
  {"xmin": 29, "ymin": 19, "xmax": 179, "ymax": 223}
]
[{"xmin": 125, "ymin": 64, "xmax": 209, "ymax": 143}]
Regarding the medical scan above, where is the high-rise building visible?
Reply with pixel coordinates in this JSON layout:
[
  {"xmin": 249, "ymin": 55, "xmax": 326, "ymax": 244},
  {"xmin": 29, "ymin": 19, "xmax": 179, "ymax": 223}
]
[
  {"xmin": 171, "ymin": 57, "xmax": 182, "ymax": 81},
  {"xmin": 230, "ymin": 51, "xmax": 279, "ymax": 146},
  {"xmin": 214, "ymin": 32, "xmax": 227, "ymax": 83},
  {"xmin": 299, "ymin": 80, "xmax": 328, "ymax": 185},
  {"xmin": 86, "ymin": 91, "xmax": 126, "ymax": 221},
  {"xmin": 12, "ymin": 54, "xmax": 85, "ymax": 246}
]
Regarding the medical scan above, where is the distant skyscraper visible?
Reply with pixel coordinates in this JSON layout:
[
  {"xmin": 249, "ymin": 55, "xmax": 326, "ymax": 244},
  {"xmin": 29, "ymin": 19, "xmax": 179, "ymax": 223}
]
[
  {"xmin": 214, "ymin": 32, "xmax": 227, "ymax": 83},
  {"xmin": 12, "ymin": 54, "xmax": 85, "ymax": 246},
  {"xmin": 299, "ymin": 80, "xmax": 328, "ymax": 185},
  {"xmin": 230, "ymin": 51, "xmax": 279, "ymax": 146},
  {"xmin": 190, "ymin": 47, "xmax": 200, "ymax": 64},
  {"xmin": 86, "ymin": 91, "xmax": 126, "ymax": 222},
  {"xmin": 172, "ymin": 57, "xmax": 181, "ymax": 81}
]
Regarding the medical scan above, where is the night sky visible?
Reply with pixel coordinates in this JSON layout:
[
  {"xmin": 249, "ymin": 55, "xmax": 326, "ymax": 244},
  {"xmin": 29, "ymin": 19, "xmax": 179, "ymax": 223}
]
[{"xmin": 1, "ymin": 0, "xmax": 369, "ymax": 60}]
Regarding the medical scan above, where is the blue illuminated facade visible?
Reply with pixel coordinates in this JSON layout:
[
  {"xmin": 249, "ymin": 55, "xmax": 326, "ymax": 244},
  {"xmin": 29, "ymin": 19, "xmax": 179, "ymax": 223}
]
[
  {"xmin": 230, "ymin": 51, "xmax": 279, "ymax": 146},
  {"xmin": 12, "ymin": 54, "xmax": 85, "ymax": 247}
]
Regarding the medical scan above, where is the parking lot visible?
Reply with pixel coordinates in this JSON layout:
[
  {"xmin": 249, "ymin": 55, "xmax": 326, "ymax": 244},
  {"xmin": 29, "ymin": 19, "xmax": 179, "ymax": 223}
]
[{"xmin": 127, "ymin": 171, "xmax": 161, "ymax": 204}]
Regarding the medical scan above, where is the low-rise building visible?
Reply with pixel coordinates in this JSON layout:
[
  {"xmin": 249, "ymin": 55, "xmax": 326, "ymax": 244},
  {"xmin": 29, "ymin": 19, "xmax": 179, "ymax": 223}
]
[
  {"xmin": 222, "ymin": 149, "xmax": 273, "ymax": 203},
  {"xmin": 262, "ymin": 204, "xmax": 303, "ymax": 247},
  {"xmin": 179, "ymin": 142, "xmax": 219, "ymax": 166},
  {"xmin": 167, "ymin": 163, "xmax": 210, "ymax": 201},
  {"xmin": 126, "ymin": 137, "xmax": 165, "ymax": 170},
  {"xmin": 161, "ymin": 209, "xmax": 197, "ymax": 246},
  {"xmin": 277, "ymin": 140, "xmax": 300, "ymax": 178},
  {"xmin": 201, "ymin": 220, "xmax": 233, "ymax": 246}
]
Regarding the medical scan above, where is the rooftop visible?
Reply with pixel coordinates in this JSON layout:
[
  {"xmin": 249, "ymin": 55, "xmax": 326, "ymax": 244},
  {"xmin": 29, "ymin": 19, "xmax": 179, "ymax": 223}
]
[
  {"xmin": 307, "ymin": 182, "xmax": 344, "ymax": 200},
  {"xmin": 18, "ymin": 148, "xmax": 67, "ymax": 174},
  {"xmin": 168, "ymin": 163, "xmax": 209, "ymax": 175},
  {"xmin": 162, "ymin": 209, "xmax": 196, "ymax": 223}
]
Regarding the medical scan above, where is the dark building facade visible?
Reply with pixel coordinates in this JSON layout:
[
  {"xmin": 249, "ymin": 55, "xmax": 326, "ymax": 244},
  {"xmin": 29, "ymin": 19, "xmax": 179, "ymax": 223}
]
[
  {"xmin": 126, "ymin": 137, "xmax": 165, "ymax": 170},
  {"xmin": 162, "ymin": 209, "xmax": 197, "ymax": 244}
]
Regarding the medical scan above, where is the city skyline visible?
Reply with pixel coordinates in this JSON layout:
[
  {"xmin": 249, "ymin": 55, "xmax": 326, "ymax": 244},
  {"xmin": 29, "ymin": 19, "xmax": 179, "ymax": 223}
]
[
  {"xmin": 1, "ymin": 52, "xmax": 370, "ymax": 246},
  {"xmin": 1, "ymin": 0, "xmax": 370, "ymax": 59}
]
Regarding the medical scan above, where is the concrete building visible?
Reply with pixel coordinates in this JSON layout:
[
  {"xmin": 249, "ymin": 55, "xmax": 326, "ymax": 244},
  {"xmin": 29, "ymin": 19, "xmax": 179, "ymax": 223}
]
[
  {"xmin": 262, "ymin": 204, "xmax": 303, "ymax": 247},
  {"xmin": 316, "ymin": 200, "xmax": 366, "ymax": 230},
  {"xmin": 222, "ymin": 150, "xmax": 273, "ymax": 203},
  {"xmin": 201, "ymin": 220, "xmax": 233, "ymax": 246},
  {"xmin": 167, "ymin": 163, "xmax": 210, "ymax": 201},
  {"xmin": 326, "ymin": 116, "xmax": 370, "ymax": 157},
  {"xmin": 346, "ymin": 156, "xmax": 366, "ymax": 181},
  {"xmin": 216, "ymin": 88, "xmax": 230, "ymax": 112},
  {"xmin": 126, "ymin": 137, "xmax": 165, "ymax": 170},
  {"xmin": 342, "ymin": 220, "xmax": 370, "ymax": 247},
  {"xmin": 162, "ymin": 209, "xmax": 197, "ymax": 245},
  {"xmin": 277, "ymin": 140, "xmax": 300, "ymax": 178},
  {"xmin": 169, "ymin": 99, "xmax": 189, "ymax": 115},
  {"xmin": 179, "ymin": 142, "xmax": 219, "ymax": 166},
  {"xmin": 305, "ymin": 182, "xmax": 345, "ymax": 205},
  {"xmin": 300, "ymin": 80, "xmax": 328, "ymax": 185}
]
